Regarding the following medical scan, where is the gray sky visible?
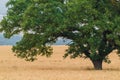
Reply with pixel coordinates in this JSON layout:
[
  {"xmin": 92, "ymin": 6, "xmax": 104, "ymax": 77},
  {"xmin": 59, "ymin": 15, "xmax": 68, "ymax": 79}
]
[
  {"xmin": 0, "ymin": 0, "xmax": 8, "ymax": 20},
  {"xmin": 0, "ymin": 0, "xmax": 8, "ymax": 15}
]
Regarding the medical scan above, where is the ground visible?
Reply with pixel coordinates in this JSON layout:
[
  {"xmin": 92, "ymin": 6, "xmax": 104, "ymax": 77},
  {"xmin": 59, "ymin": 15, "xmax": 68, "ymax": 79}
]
[{"xmin": 0, "ymin": 45, "xmax": 120, "ymax": 80}]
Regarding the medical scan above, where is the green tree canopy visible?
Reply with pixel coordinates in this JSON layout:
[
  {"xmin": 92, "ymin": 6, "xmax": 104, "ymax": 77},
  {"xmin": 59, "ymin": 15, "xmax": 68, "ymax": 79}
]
[{"xmin": 1, "ymin": 0, "xmax": 120, "ymax": 70}]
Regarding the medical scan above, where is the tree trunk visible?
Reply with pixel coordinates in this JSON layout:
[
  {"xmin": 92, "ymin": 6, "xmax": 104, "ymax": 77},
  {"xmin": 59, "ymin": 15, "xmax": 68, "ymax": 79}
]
[{"xmin": 92, "ymin": 60, "xmax": 103, "ymax": 70}]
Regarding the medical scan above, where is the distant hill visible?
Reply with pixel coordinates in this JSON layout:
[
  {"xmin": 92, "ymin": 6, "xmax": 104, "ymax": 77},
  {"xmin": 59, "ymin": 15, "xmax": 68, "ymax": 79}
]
[
  {"xmin": 0, "ymin": 33, "xmax": 22, "ymax": 45},
  {"xmin": 0, "ymin": 33, "xmax": 71, "ymax": 45}
]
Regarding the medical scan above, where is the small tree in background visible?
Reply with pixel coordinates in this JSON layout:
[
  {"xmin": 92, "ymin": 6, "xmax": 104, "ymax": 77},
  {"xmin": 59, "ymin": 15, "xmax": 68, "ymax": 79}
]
[{"xmin": 1, "ymin": 0, "xmax": 120, "ymax": 70}]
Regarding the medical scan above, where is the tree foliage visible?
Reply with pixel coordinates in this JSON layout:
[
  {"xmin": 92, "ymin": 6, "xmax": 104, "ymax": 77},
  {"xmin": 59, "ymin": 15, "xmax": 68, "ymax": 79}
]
[{"xmin": 1, "ymin": 0, "xmax": 120, "ymax": 69}]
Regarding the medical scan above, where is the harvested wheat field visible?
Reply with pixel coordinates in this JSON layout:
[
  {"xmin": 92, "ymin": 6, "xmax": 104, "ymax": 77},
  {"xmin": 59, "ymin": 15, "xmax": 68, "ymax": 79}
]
[{"xmin": 0, "ymin": 45, "xmax": 120, "ymax": 80}]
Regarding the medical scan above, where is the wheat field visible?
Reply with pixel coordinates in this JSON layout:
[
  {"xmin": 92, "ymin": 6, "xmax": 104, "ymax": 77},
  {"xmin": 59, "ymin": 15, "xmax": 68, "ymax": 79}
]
[{"xmin": 0, "ymin": 45, "xmax": 120, "ymax": 80}]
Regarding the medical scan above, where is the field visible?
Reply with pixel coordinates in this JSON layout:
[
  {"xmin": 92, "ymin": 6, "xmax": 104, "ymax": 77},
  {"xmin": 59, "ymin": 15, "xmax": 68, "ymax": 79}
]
[{"xmin": 0, "ymin": 45, "xmax": 120, "ymax": 80}]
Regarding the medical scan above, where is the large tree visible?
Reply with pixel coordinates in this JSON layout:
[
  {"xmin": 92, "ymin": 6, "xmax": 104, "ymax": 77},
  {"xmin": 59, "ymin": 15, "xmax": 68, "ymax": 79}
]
[{"xmin": 1, "ymin": 0, "xmax": 120, "ymax": 70}]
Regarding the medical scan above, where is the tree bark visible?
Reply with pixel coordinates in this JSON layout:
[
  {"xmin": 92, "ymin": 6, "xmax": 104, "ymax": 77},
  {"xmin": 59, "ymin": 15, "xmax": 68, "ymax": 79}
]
[{"xmin": 92, "ymin": 60, "xmax": 103, "ymax": 70}]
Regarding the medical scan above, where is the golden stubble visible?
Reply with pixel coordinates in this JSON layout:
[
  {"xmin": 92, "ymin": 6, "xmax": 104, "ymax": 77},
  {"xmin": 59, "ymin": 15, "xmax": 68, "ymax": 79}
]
[{"xmin": 0, "ymin": 45, "xmax": 120, "ymax": 80}]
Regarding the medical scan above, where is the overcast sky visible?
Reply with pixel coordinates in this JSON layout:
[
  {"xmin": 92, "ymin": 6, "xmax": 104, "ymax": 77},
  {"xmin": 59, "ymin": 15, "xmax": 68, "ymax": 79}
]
[
  {"xmin": 0, "ymin": 0, "xmax": 8, "ymax": 20},
  {"xmin": 0, "ymin": 0, "xmax": 8, "ymax": 15}
]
